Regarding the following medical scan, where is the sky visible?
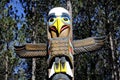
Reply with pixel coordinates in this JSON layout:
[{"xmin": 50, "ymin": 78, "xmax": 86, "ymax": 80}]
[
  {"xmin": 9, "ymin": 0, "xmax": 25, "ymax": 17},
  {"xmin": 8, "ymin": 0, "xmax": 25, "ymax": 29}
]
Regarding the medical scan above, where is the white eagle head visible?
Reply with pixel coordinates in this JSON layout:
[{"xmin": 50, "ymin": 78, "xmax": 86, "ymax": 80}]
[{"xmin": 47, "ymin": 7, "xmax": 71, "ymax": 38}]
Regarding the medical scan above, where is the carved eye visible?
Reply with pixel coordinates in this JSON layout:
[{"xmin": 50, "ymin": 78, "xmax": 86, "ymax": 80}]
[
  {"xmin": 63, "ymin": 17, "xmax": 68, "ymax": 21},
  {"xmin": 49, "ymin": 18, "xmax": 54, "ymax": 22}
]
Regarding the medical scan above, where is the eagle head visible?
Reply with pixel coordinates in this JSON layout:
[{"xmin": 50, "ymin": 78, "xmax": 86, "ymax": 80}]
[{"xmin": 47, "ymin": 7, "xmax": 71, "ymax": 38}]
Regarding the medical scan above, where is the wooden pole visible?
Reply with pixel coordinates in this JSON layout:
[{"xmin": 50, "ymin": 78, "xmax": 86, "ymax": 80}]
[
  {"xmin": 67, "ymin": 0, "xmax": 73, "ymax": 39},
  {"xmin": 67, "ymin": 1, "xmax": 74, "ymax": 80}
]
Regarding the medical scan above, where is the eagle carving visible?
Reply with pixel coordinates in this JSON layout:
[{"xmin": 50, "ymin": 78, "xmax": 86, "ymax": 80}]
[{"xmin": 15, "ymin": 7, "xmax": 105, "ymax": 80}]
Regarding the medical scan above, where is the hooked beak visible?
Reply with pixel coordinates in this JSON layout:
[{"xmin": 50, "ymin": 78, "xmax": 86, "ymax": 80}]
[{"xmin": 49, "ymin": 17, "xmax": 69, "ymax": 37}]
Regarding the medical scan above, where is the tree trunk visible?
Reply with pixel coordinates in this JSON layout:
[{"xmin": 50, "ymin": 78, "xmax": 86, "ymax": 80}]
[
  {"xmin": 5, "ymin": 55, "xmax": 8, "ymax": 80},
  {"xmin": 32, "ymin": 58, "xmax": 36, "ymax": 80},
  {"xmin": 32, "ymin": 44, "xmax": 36, "ymax": 80},
  {"xmin": 109, "ymin": 32, "xmax": 118, "ymax": 80},
  {"xmin": 31, "ymin": 0, "xmax": 36, "ymax": 80},
  {"xmin": 32, "ymin": 29, "xmax": 36, "ymax": 80},
  {"xmin": 5, "ymin": 43, "xmax": 9, "ymax": 80}
]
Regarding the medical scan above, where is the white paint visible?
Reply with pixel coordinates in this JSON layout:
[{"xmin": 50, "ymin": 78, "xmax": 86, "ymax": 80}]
[{"xmin": 48, "ymin": 7, "xmax": 70, "ymax": 16}]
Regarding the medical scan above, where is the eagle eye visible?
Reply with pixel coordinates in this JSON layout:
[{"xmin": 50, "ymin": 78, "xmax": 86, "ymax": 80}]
[
  {"xmin": 49, "ymin": 18, "xmax": 54, "ymax": 22},
  {"xmin": 63, "ymin": 17, "xmax": 68, "ymax": 21}
]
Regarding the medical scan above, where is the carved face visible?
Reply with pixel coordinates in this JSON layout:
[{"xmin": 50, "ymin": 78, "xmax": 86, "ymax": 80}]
[{"xmin": 47, "ymin": 7, "xmax": 71, "ymax": 38}]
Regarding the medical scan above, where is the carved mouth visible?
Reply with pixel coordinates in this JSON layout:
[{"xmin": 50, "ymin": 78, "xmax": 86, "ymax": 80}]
[
  {"xmin": 49, "ymin": 25, "xmax": 69, "ymax": 37},
  {"xmin": 49, "ymin": 25, "xmax": 69, "ymax": 33},
  {"xmin": 60, "ymin": 25, "xmax": 69, "ymax": 33},
  {"xmin": 49, "ymin": 26, "xmax": 57, "ymax": 32}
]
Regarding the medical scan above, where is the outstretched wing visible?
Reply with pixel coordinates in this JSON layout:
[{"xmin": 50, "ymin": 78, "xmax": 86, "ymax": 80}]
[
  {"xmin": 14, "ymin": 43, "xmax": 47, "ymax": 58},
  {"xmin": 73, "ymin": 37, "xmax": 105, "ymax": 54}
]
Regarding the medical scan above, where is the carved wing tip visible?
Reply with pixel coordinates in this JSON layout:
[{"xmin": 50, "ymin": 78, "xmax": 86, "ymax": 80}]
[
  {"xmin": 73, "ymin": 36, "xmax": 106, "ymax": 55},
  {"xmin": 14, "ymin": 43, "xmax": 47, "ymax": 58}
]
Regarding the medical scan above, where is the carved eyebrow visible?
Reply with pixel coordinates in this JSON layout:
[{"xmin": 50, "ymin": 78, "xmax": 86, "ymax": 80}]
[
  {"xmin": 61, "ymin": 13, "xmax": 70, "ymax": 19},
  {"xmin": 47, "ymin": 13, "xmax": 56, "ymax": 21}
]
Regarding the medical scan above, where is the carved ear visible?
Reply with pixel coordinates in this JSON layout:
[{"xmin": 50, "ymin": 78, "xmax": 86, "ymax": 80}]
[{"xmin": 73, "ymin": 37, "xmax": 105, "ymax": 54}]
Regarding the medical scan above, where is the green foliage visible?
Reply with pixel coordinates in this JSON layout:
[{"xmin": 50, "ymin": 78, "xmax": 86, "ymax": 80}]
[
  {"xmin": 0, "ymin": 0, "xmax": 119, "ymax": 80},
  {"xmin": 15, "ymin": 24, "xmax": 26, "ymax": 46},
  {"xmin": 19, "ymin": 0, "xmax": 120, "ymax": 80},
  {"xmin": 0, "ymin": 17, "xmax": 15, "ymax": 42},
  {"xmin": 0, "ymin": 1, "xmax": 20, "ymax": 80}
]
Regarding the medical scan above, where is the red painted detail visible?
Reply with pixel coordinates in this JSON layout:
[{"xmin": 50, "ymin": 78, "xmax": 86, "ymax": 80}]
[{"xmin": 60, "ymin": 25, "xmax": 69, "ymax": 33}]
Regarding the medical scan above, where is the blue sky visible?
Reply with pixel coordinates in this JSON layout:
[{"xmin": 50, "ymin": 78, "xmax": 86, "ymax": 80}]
[
  {"xmin": 9, "ymin": 0, "xmax": 25, "ymax": 17},
  {"xmin": 8, "ymin": 0, "xmax": 25, "ymax": 29}
]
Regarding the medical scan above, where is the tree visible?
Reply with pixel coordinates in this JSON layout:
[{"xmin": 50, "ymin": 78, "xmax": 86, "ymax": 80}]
[
  {"xmin": 72, "ymin": 0, "xmax": 120, "ymax": 80},
  {"xmin": 18, "ymin": 0, "xmax": 120, "ymax": 79},
  {"xmin": 0, "ymin": 0, "xmax": 27, "ymax": 80},
  {"xmin": 0, "ymin": 0, "xmax": 119, "ymax": 80},
  {"xmin": 0, "ymin": 2, "xmax": 18, "ymax": 80}
]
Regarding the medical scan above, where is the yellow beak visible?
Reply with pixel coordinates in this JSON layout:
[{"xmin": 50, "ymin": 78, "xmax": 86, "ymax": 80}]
[{"xmin": 53, "ymin": 17, "xmax": 64, "ymax": 34}]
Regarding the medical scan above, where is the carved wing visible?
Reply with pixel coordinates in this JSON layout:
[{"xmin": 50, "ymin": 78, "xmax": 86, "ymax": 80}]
[
  {"xmin": 14, "ymin": 43, "xmax": 47, "ymax": 58},
  {"xmin": 73, "ymin": 37, "xmax": 105, "ymax": 54}
]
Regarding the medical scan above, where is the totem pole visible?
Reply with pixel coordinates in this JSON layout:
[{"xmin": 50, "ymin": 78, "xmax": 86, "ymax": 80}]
[{"xmin": 15, "ymin": 7, "xmax": 105, "ymax": 80}]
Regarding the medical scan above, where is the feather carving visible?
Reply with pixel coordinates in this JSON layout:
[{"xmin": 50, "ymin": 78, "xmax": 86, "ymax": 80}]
[
  {"xmin": 73, "ymin": 37, "xmax": 105, "ymax": 54},
  {"xmin": 14, "ymin": 37, "xmax": 105, "ymax": 57},
  {"xmin": 14, "ymin": 43, "xmax": 47, "ymax": 58}
]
